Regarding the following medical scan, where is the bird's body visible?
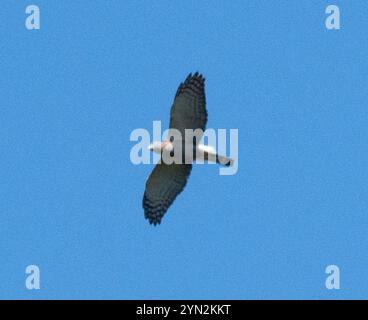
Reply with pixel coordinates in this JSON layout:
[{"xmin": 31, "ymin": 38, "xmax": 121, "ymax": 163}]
[
  {"xmin": 149, "ymin": 141, "xmax": 233, "ymax": 166},
  {"xmin": 143, "ymin": 73, "xmax": 233, "ymax": 225}
]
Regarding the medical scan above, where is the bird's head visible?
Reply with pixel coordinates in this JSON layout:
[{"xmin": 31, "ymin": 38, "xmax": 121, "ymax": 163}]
[{"xmin": 148, "ymin": 140, "xmax": 173, "ymax": 154}]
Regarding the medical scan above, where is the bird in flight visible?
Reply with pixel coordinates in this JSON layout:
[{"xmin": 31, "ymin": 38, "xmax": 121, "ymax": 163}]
[{"xmin": 143, "ymin": 72, "xmax": 233, "ymax": 225}]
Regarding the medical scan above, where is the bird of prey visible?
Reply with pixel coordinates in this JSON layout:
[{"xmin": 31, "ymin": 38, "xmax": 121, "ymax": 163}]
[{"xmin": 143, "ymin": 72, "xmax": 233, "ymax": 225}]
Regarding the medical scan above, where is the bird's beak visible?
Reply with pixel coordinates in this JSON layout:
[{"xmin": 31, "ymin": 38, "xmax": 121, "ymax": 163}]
[{"xmin": 148, "ymin": 143, "xmax": 154, "ymax": 150}]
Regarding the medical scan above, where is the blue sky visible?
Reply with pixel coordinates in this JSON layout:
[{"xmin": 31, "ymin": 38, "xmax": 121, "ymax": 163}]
[{"xmin": 1, "ymin": 1, "xmax": 367, "ymax": 299}]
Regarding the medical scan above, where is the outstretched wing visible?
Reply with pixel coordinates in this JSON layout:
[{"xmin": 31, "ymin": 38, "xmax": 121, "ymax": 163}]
[
  {"xmin": 169, "ymin": 72, "xmax": 207, "ymax": 144},
  {"xmin": 143, "ymin": 163, "xmax": 192, "ymax": 225}
]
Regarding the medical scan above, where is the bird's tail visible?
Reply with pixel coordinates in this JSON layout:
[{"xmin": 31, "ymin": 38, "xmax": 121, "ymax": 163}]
[
  {"xmin": 200, "ymin": 147, "xmax": 234, "ymax": 167},
  {"xmin": 215, "ymin": 154, "xmax": 234, "ymax": 167}
]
